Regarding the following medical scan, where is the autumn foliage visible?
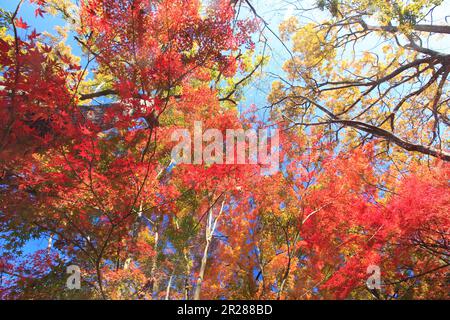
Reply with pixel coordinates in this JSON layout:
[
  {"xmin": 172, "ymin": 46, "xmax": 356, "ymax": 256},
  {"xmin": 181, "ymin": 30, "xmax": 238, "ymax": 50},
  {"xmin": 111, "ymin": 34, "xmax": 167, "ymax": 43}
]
[{"xmin": 0, "ymin": 0, "xmax": 448, "ymax": 300}]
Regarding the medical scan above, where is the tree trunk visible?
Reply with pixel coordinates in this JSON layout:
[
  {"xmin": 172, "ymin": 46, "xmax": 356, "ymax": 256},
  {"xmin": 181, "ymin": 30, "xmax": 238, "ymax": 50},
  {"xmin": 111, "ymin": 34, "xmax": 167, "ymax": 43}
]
[
  {"xmin": 151, "ymin": 230, "xmax": 159, "ymax": 297},
  {"xmin": 165, "ymin": 273, "xmax": 174, "ymax": 300},
  {"xmin": 193, "ymin": 237, "xmax": 211, "ymax": 300}
]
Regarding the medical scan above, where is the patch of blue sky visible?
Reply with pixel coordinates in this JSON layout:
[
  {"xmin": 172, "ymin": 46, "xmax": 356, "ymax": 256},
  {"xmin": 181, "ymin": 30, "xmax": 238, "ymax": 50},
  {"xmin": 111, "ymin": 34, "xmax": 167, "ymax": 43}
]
[
  {"xmin": 3, "ymin": 0, "xmax": 84, "ymax": 58},
  {"xmin": 129, "ymin": 117, "xmax": 149, "ymax": 131}
]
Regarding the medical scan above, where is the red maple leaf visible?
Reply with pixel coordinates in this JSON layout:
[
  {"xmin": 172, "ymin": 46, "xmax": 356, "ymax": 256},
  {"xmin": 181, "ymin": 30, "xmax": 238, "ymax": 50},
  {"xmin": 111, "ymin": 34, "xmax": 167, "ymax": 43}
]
[{"xmin": 15, "ymin": 17, "xmax": 29, "ymax": 29}]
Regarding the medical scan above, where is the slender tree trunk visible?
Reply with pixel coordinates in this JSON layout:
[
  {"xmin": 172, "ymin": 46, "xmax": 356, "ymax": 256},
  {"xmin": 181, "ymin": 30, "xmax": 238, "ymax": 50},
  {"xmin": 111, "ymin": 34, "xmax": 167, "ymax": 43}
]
[
  {"xmin": 151, "ymin": 229, "xmax": 159, "ymax": 297},
  {"xmin": 184, "ymin": 251, "xmax": 191, "ymax": 300},
  {"xmin": 165, "ymin": 273, "xmax": 174, "ymax": 300},
  {"xmin": 47, "ymin": 233, "xmax": 53, "ymax": 254},
  {"xmin": 193, "ymin": 200, "xmax": 225, "ymax": 300},
  {"xmin": 194, "ymin": 235, "xmax": 211, "ymax": 300}
]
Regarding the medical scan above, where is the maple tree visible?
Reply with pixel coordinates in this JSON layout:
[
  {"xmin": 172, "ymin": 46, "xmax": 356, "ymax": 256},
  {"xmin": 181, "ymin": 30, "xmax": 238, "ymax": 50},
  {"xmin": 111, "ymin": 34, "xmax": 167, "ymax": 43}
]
[{"xmin": 0, "ymin": 0, "xmax": 449, "ymax": 300}]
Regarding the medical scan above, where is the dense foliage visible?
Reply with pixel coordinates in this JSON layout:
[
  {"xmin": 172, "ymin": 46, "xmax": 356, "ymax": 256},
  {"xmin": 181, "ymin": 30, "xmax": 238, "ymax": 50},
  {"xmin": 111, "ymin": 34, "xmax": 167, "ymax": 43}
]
[{"xmin": 0, "ymin": 0, "xmax": 448, "ymax": 300}]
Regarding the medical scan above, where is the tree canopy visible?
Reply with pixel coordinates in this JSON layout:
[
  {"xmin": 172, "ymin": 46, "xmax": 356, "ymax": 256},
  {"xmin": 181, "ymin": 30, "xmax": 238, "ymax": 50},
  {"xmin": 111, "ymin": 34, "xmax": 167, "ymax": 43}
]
[{"xmin": 0, "ymin": 0, "xmax": 448, "ymax": 300}]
